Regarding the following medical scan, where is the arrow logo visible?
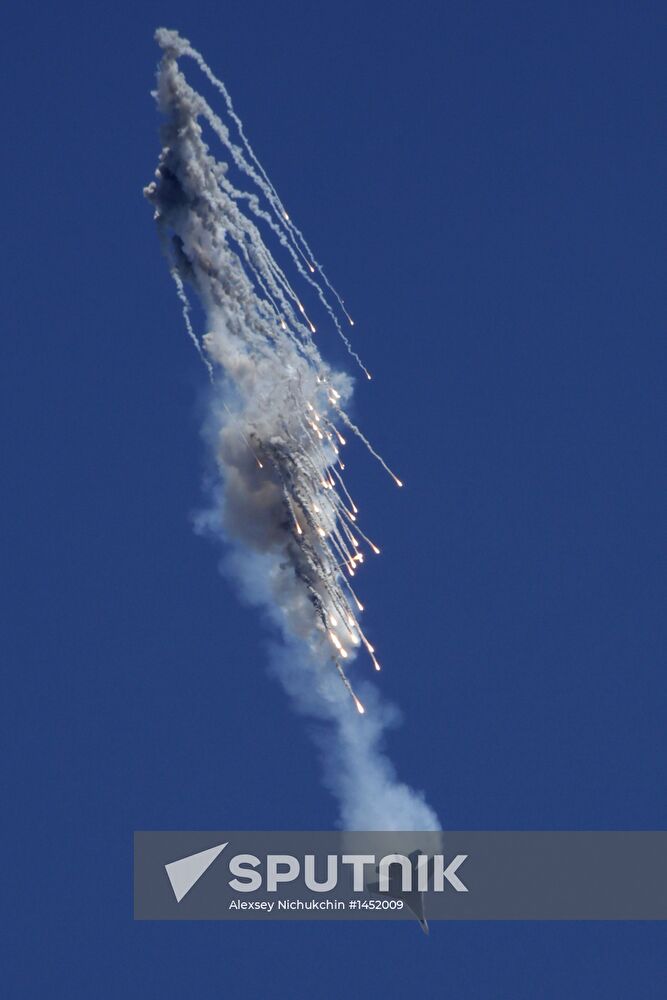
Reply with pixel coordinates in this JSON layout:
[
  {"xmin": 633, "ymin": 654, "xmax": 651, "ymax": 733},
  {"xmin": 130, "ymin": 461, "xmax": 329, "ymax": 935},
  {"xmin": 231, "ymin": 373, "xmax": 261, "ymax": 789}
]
[{"xmin": 165, "ymin": 842, "xmax": 228, "ymax": 902}]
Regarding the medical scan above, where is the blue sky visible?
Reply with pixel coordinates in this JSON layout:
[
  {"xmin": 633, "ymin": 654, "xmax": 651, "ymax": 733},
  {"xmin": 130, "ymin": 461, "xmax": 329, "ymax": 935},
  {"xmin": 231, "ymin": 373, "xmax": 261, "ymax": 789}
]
[{"xmin": 3, "ymin": 1, "xmax": 666, "ymax": 996}]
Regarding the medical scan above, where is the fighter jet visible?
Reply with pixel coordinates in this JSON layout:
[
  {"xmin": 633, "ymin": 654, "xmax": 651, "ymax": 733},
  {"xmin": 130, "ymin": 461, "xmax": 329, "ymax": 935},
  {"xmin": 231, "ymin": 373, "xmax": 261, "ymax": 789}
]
[{"xmin": 366, "ymin": 850, "xmax": 430, "ymax": 935}]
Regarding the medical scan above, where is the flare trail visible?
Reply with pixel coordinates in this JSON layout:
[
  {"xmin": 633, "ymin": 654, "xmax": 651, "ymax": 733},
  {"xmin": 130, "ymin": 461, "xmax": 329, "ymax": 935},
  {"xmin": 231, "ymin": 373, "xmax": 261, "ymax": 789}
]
[{"xmin": 145, "ymin": 28, "xmax": 438, "ymax": 830}]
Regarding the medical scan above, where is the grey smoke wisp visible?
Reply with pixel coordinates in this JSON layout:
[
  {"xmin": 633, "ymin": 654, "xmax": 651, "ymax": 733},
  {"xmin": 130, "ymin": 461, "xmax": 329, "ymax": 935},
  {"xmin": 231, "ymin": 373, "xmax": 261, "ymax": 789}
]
[{"xmin": 145, "ymin": 28, "xmax": 438, "ymax": 830}]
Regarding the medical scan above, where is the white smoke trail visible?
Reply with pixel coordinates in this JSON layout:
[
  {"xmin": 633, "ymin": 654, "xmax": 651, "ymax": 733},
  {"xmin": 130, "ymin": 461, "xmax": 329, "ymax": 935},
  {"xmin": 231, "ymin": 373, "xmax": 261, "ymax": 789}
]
[{"xmin": 145, "ymin": 28, "xmax": 438, "ymax": 831}]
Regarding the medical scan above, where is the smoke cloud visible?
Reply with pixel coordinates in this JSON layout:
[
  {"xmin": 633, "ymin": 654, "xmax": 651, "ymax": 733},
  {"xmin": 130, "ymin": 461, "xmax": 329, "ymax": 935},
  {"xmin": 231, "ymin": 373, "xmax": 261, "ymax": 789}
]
[{"xmin": 145, "ymin": 28, "xmax": 439, "ymax": 831}]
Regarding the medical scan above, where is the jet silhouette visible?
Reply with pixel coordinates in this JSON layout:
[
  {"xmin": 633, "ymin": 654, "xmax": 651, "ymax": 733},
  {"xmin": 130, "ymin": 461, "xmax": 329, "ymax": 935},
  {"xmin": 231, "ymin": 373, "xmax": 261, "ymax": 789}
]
[{"xmin": 366, "ymin": 850, "xmax": 430, "ymax": 934}]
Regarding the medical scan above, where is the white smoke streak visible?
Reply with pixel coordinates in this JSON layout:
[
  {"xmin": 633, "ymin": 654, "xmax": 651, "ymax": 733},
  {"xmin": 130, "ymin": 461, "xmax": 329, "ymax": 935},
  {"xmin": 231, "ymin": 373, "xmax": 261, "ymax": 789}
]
[{"xmin": 145, "ymin": 28, "xmax": 439, "ymax": 830}]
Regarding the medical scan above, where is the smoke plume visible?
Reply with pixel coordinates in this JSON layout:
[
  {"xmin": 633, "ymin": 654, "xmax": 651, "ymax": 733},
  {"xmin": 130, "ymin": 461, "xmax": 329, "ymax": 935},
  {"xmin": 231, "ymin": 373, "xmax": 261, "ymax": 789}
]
[{"xmin": 145, "ymin": 28, "xmax": 438, "ymax": 830}]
